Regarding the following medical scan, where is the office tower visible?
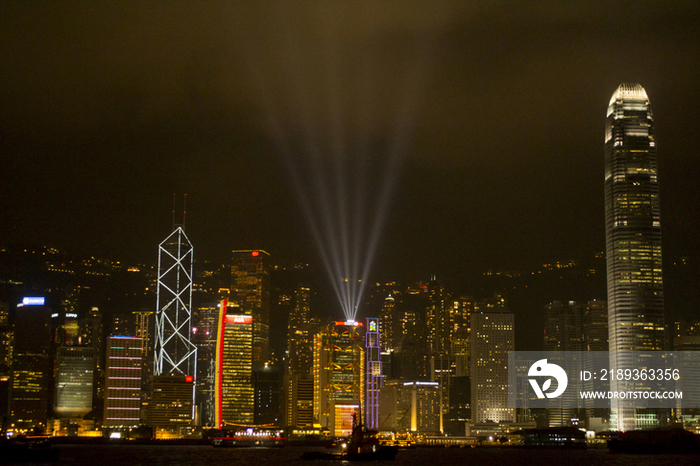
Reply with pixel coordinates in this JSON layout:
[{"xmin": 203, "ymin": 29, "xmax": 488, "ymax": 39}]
[
  {"xmin": 392, "ymin": 290, "xmax": 430, "ymax": 380},
  {"xmin": 103, "ymin": 336, "xmax": 143, "ymax": 427},
  {"xmin": 605, "ymin": 83, "xmax": 664, "ymax": 431},
  {"xmin": 147, "ymin": 375, "xmax": 194, "ymax": 431},
  {"xmin": 582, "ymin": 300, "xmax": 609, "ymax": 424},
  {"xmin": 451, "ymin": 332, "xmax": 470, "ymax": 377},
  {"xmin": 379, "ymin": 295, "xmax": 396, "ymax": 351},
  {"xmin": 365, "ymin": 318, "xmax": 382, "ymax": 429},
  {"xmin": 543, "ymin": 301, "xmax": 583, "ymax": 352},
  {"xmin": 447, "ymin": 376, "xmax": 471, "ymax": 432},
  {"xmin": 230, "ymin": 250, "xmax": 271, "ymax": 369},
  {"xmin": 450, "ymin": 296, "xmax": 473, "ymax": 341},
  {"xmin": 254, "ymin": 364, "xmax": 280, "ymax": 426},
  {"xmin": 284, "ymin": 286, "xmax": 316, "ymax": 428},
  {"xmin": 192, "ymin": 302, "xmax": 220, "ymax": 427},
  {"xmin": 0, "ymin": 301, "xmax": 12, "ymax": 369},
  {"xmin": 80, "ymin": 307, "xmax": 104, "ymax": 418},
  {"xmin": 9, "ymin": 297, "xmax": 52, "ymax": 434},
  {"xmin": 58, "ymin": 286, "xmax": 82, "ymax": 346},
  {"xmin": 313, "ymin": 321, "xmax": 365, "ymax": 437},
  {"xmin": 134, "ymin": 310, "xmax": 154, "ymax": 385},
  {"xmin": 378, "ymin": 380, "xmax": 440, "ymax": 433},
  {"xmin": 426, "ymin": 278, "xmax": 449, "ymax": 355},
  {"xmin": 471, "ymin": 308, "xmax": 514, "ymax": 423},
  {"xmin": 55, "ymin": 347, "xmax": 94, "ymax": 418},
  {"xmin": 154, "ymin": 226, "xmax": 197, "ymax": 380},
  {"xmin": 215, "ymin": 299, "xmax": 254, "ymax": 428},
  {"xmin": 542, "ymin": 301, "xmax": 583, "ymax": 427},
  {"xmin": 286, "ymin": 286, "xmax": 313, "ymax": 377},
  {"xmin": 583, "ymin": 300, "xmax": 608, "ymax": 351}
]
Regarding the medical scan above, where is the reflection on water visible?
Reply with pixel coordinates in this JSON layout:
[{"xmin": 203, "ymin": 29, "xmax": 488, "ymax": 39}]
[{"xmin": 54, "ymin": 445, "xmax": 700, "ymax": 466}]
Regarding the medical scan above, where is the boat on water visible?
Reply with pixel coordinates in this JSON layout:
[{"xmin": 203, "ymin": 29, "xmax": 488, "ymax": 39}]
[
  {"xmin": 211, "ymin": 427, "xmax": 285, "ymax": 448},
  {"xmin": 302, "ymin": 421, "xmax": 398, "ymax": 461}
]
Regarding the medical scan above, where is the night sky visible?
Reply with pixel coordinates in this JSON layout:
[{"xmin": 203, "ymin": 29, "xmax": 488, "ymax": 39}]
[{"xmin": 2, "ymin": 2, "xmax": 700, "ymax": 303}]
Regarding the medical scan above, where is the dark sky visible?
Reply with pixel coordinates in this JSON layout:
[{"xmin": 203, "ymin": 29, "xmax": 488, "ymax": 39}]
[{"xmin": 2, "ymin": 2, "xmax": 700, "ymax": 293}]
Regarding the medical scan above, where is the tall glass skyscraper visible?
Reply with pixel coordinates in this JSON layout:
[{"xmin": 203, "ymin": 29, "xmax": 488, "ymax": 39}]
[{"xmin": 604, "ymin": 83, "xmax": 665, "ymax": 430}]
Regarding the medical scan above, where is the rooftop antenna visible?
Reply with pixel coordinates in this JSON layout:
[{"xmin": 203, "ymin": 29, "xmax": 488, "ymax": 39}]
[{"xmin": 183, "ymin": 193, "xmax": 187, "ymax": 230}]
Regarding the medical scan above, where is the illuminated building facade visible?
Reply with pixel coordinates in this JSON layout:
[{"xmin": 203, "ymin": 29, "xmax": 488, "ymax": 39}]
[
  {"xmin": 230, "ymin": 250, "xmax": 271, "ymax": 370},
  {"xmin": 379, "ymin": 295, "xmax": 396, "ymax": 351},
  {"xmin": 378, "ymin": 380, "xmax": 440, "ymax": 433},
  {"xmin": 147, "ymin": 375, "xmax": 194, "ymax": 429},
  {"xmin": 80, "ymin": 307, "xmax": 104, "ymax": 404},
  {"xmin": 426, "ymin": 278, "xmax": 449, "ymax": 355},
  {"xmin": 55, "ymin": 347, "xmax": 94, "ymax": 418},
  {"xmin": 215, "ymin": 300, "xmax": 254, "ymax": 428},
  {"xmin": 103, "ymin": 336, "xmax": 143, "ymax": 427},
  {"xmin": 365, "ymin": 318, "xmax": 382, "ymax": 429},
  {"xmin": 471, "ymin": 309, "xmax": 514, "ymax": 423},
  {"xmin": 583, "ymin": 300, "xmax": 608, "ymax": 352},
  {"xmin": 192, "ymin": 302, "xmax": 220, "ymax": 427},
  {"xmin": 313, "ymin": 321, "xmax": 364, "ymax": 437},
  {"xmin": 134, "ymin": 310, "xmax": 154, "ymax": 386},
  {"xmin": 154, "ymin": 227, "xmax": 197, "ymax": 383},
  {"xmin": 284, "ymin": 286, "xmax": 316, "ymax": 428},
  {"xmin": 9, "ymin": 297, "xmax": 51, "ymax": 433},
  {"xmin": 543, "ymin": 301, "xmax": 583, "ymax": 427},
  {"xmin": 604, "ymin": 83, "xmax": 664, "ymax": 431}
]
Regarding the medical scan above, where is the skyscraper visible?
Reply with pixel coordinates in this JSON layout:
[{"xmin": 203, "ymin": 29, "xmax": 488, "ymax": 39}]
[
  {"xmin": 604, "ymin": 83, "xmax": 664, "ymax": 430},
  {"xmin": 103, "ymin": 336, "xmax": 143, "ymax": 427},
  {"xmin": 55, "ymin": 347, "xmax": 94, "ymax": 419},
  {"xmin": 9, "ymin": 297, "xmax": 52, "ymax": 434},
  {"xmin": 313, "ymin": 321, "xmax": 364, "ymax": 437},
  {"xmin": 154, "ymin": 226, "xmax": 197, "ymax": 379},
  {"xmin": 215, "ymin": 299, "xmax": 254, "ymax": 428},
  {"xmin": 230, "ymin": 250, "xmax": 271, "ymax": 369},
  {"xmin": 284, "ymin": 286, "xmax": 316, "ymax": 429},
  {"xmin": 471, "ymin": 308, "xmax": 514, "ymax": 424}
]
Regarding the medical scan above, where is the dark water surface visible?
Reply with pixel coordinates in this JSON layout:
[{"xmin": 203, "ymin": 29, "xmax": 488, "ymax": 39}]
[{"xmin": 51, "ymin": 445, "xmax": 700, "ymax": 466}]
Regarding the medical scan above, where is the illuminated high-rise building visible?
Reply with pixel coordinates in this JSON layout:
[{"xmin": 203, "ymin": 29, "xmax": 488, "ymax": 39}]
[
  {"xmin": 154, "ymin": 226, "xmax": 197, "ymax": 380},
  {"xmin": 543, "ymin": 301, "xmax": 583, "ymax": 427},
  {"xmin": 313, "ymin": 321, "xmax": 364, "ymax": 437},
  {"xmin": 147, "ymin": 375, "xmax": 194, "ymax": 431},
  {"xmin": 426, "ymin": 278, "xmax": 449, "ymax": 355},
  {"xmin": 379, "ymin": 295, "xmax": 396, "ymax": 351},
  {"xmin": 583, "ymin": 300, "xmax": 608, "ymax": 352},
  {"xmin": 470, "ymin": 308, "xmax": 514, "ymax": 424},
  {"xmin": 604, "ymin": 83, "xmax": 664, "ymax": 430},
  {"xmin": 365, "ymin": 318, "xmax": 382, "ymax": 429},
  {"xmin": 0, "ymin": 301, "xmax": 12, "ymax": 370},
  {"xmin": 378, "ymin": 380, "xmax": 440, "ymax": 433},
  {"xmin": 543, "ymin": 301, "xmax": 583, "ymax": 352},
  {"xmin": 230, "ymin": 250, "xmax": 271, "ymax": 369},
  {"xmin": 284, "ymin": 286, "xmax": 316, "ymax": 428},
  {"xmin": 215, "ymin": 299, "xmax": 254, "ymax": 428},
  {"xmin": 80, "ymin": 306, "xmax": 104, "ymax": 415},
  {"xmin": 103, "ymin": 336, "xmax": 143, "ymax": 427},
  {"xmin": 9, "ymin": 297, "xmax": 52, "ymax": 433},
  {"xmin": 55, "ymin": 347, "xmax": 94, "ymax": 419},
  {"xmin": 134, "ymin": 310, "xmax": 154, "ymax": 384},
  {"xmin": 192, "ymin": 302, "xmax": 220, "ymax": 427}
]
